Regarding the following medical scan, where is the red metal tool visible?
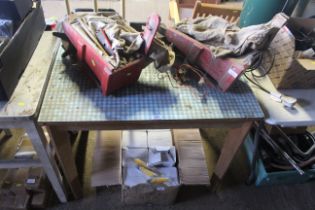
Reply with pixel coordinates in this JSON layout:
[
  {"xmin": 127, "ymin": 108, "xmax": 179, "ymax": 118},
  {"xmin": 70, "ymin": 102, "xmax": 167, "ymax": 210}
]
[
  {"xmin": 61, "ymin": 13, "xmax": 161, "ymax": 95},
  {"xmin": 163, "ymin": 27, "xmax": 245, "ymax": 92}
]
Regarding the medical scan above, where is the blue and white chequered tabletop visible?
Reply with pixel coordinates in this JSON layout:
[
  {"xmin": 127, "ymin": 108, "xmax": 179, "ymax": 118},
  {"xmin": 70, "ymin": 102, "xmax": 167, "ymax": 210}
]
[{"xmin": 38, "ymin": 47, "xmax": 263, "ymax": 123}]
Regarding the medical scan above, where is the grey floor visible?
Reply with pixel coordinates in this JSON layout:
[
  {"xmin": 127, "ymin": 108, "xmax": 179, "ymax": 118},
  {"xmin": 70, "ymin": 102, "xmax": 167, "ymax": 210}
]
[{"xmin": 46, "ymin": 183, "xmax": 315, "ymax": 210}]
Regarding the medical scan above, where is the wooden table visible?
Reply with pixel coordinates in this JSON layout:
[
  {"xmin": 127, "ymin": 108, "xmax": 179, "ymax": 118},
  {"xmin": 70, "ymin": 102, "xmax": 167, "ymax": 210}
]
[
  {"xmin": 38, "ymin": 47, "xmax": 264, "ymax": 198},
  {"xmin": 0, "ymin": 32, "xmax": 68, "ymax": 202}
]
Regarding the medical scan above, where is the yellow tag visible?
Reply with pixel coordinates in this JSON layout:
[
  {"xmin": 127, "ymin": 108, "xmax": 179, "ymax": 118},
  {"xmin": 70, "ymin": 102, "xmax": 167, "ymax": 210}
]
[
  {"xmin": 150, "ymin": 177, "xmax": 169, "ymax": 184},
  {"xmin": 18, "ymin": 102, "xmax": 25, "ymax": 107},
  {"xmin": 134, "ymin": 158, "xmax": 147, "ymax": 168},
  {"xmin": 139, "ymin": 166, "xmax": 157, "ymax": 177}
]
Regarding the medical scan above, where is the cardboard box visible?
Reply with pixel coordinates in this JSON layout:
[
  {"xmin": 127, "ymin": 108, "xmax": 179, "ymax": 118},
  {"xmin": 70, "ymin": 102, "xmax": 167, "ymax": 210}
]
[
  {"xmin": 122, "ymin": 130, "xmax": 148, "ymax": 148},
  {"xmin": 267, "ymin": 18, "xmax": 315, "ymax": 89},
  {"xmin": 122, "ymin": 167, "xmax": 179, "ymax": 205},
  {"xmin": 122, "ymin": 130, "xmax": 180, "ymax": 205},
  {"xmin": 147, "ymin": 129, "xmax": 173, "ymax": 147},
  {"xmin": 92, "ymin": 129, "xmax": 210, "ymax": 205}
]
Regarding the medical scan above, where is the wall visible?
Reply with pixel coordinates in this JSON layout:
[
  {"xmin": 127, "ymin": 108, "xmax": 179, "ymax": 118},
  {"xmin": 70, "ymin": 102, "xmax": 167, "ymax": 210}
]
[{"xmin": 41, "ymin": 0, "xmax": 169, "ymax": 23}]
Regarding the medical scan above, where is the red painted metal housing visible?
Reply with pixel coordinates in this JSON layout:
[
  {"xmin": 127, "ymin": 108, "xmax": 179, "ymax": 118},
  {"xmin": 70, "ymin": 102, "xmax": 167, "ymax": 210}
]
[
  {"xmin": 164, "ymin": 27, "xmax": 244, "ymax": 91},
  {"xmin": 62, "ymin": 14, "xmax": 161, "ymax": 95}
]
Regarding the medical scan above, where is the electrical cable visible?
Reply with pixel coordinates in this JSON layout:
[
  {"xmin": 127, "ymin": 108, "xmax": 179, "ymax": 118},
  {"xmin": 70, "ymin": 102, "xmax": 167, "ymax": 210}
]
[
  {"xmin": 245, "ymin": 49, "xmax": 275, "ymax": 78},
  {"xmin": 259, "ymin": 129, "xmax": 305, "ymax": 175},
  {"xmin": 243, "ymin": 49, "xmax": 276, "ymax": 94},
  {"xmin": 275, "ymin": 126, "xmax": 315, "ymax": 157}
]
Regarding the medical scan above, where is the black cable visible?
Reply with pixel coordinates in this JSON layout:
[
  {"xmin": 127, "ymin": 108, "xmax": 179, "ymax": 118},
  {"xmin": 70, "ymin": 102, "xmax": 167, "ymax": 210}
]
[
  {"xmin": 259, "ymin": 129, "xmax": 305, "ymax": 175},
  {"xmin": 275, "ymin": 126, "xmax": 315, "ymax": 158},
  {"xmin": 243, "ymin": 73, "xmax": 271, "ymax": 94},
  {"xmin": 243, "ymin": 49, "xmax": 276, "ymax": 94},
  {"xmin": 245, "ymin": 49, "xmax": 275, "ymax": 78}
]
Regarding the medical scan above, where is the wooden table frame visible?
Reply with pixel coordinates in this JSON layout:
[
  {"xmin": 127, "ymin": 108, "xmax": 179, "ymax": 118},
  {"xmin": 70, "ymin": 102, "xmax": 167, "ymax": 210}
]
[
  {"xmin": 41, "ymin": 118, "xmax": 254, "ymax": 198},
  {"xmin": 37, "ymin": 43, "xmax": 263, "ymax": 199}
]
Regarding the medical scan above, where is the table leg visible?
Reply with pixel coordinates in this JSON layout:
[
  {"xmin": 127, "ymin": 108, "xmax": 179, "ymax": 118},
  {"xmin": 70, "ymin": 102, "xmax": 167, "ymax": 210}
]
[
  {"xmin": 211, "ymin": 121, "xmax": 253, "ymax": 189},
  {"xmin": 25, "ymin": 121, "xmax": 68, "ymax": 203},
  {"xmin": 47, "ymin": 126, "xmax": 83, "ymax": 200},
  {"xmin": 247, "ymin": 121, "xmax": 263, "ymax": 184},
  {"xmin": 0, "ymin": 129, "xmax": 12, "ymax": 137}
]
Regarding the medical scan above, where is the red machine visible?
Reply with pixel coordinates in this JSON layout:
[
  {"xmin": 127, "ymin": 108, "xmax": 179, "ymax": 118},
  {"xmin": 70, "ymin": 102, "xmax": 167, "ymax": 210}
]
[
  {"xmin": 60, "ymin": 13, "xmax": 161, "ymax": 95},
  {"xmin": 162, "ymin": 27, "xmax": 244, "ymax": 92}
]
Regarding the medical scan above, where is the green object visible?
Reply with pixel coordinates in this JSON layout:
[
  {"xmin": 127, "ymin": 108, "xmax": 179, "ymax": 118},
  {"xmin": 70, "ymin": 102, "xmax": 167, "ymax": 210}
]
[
  {"xmin": 239, "ymin": 0, "xmax": 299, "ymax": 27},
  {"xmin": 244, "ymin": 137, "xmax": 315, "ymax": 186}
]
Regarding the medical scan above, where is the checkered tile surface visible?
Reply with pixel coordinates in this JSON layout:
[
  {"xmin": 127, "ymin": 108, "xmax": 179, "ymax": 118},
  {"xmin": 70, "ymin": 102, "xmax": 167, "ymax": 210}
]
[{"xmin": 39, "ymin": 47, "xmax": 263, "ymax": 123}]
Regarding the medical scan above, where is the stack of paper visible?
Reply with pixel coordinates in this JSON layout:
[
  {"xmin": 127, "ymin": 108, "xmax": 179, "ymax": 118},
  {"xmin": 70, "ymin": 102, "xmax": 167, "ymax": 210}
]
[
  {"xmin": 173, "ymin": 129, "xmax": 210, "ymax": 185},
  {"xmin": 91, "ymin": 131, "xmax": 122, "ymax": 187}
]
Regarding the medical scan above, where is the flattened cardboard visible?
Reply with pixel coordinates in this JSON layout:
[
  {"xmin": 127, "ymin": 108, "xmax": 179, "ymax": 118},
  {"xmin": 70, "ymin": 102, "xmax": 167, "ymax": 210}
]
[
  {"xmin": 173, "ymin": 129, "xmax": 210, "ymax": 185},
  {"xmin": 122, "ymin": 130, "xmax": 147, "ymax": 148},
  {"xmin": 91, "ymin": 131, "xmax": 122, "ymax": 187},
  {"xmin": 147, "ymin": 129, "xmax": 173, "ymax": 147}
]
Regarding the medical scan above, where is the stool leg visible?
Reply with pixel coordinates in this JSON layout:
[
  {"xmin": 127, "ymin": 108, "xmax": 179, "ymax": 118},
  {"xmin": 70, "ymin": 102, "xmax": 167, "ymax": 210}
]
[
  {"xmin": 25, "ymin": 121, "xmax": 68, "ymax": 203},
  {"xmin": 247, "ymin": 121, "xmax": 263, "ymax": 185}
]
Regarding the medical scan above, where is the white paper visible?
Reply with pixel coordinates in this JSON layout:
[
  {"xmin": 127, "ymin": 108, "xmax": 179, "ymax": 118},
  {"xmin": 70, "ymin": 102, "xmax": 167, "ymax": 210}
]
[
  {"xmin": 122, "ymin": 148, "xmax": 149, "ymax": 167},
  {"xmin": 148, "ymin": 146, "xmax": 176, "ymax": 167}
]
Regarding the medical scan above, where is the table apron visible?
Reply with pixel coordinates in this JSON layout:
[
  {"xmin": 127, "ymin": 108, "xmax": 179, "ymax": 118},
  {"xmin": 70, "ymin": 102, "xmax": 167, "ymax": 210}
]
[{"xmin": 39, "ymin": 118, "xmax": 260, "ymax": 131}]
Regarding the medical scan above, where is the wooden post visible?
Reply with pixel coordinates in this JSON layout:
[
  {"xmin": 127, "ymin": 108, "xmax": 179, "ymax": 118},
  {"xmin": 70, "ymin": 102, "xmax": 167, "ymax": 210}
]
[
  {"xmin": 65, "ymin": 0, "xmax": 71, "ymax": 15},
  {"xmin": 214, "ymin": 121, "xmax": 253, "ymax": 180},
  {"xmin": 47, "ymin": 126, "xmax": 83, "ymax": 200},
  {"xmin": 94, "ymin": 0, "xmax": 98, "ymax": 12},
  {"xmin": 121, "ymin": 0, "xmax": 125, "ymax": 18}
]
